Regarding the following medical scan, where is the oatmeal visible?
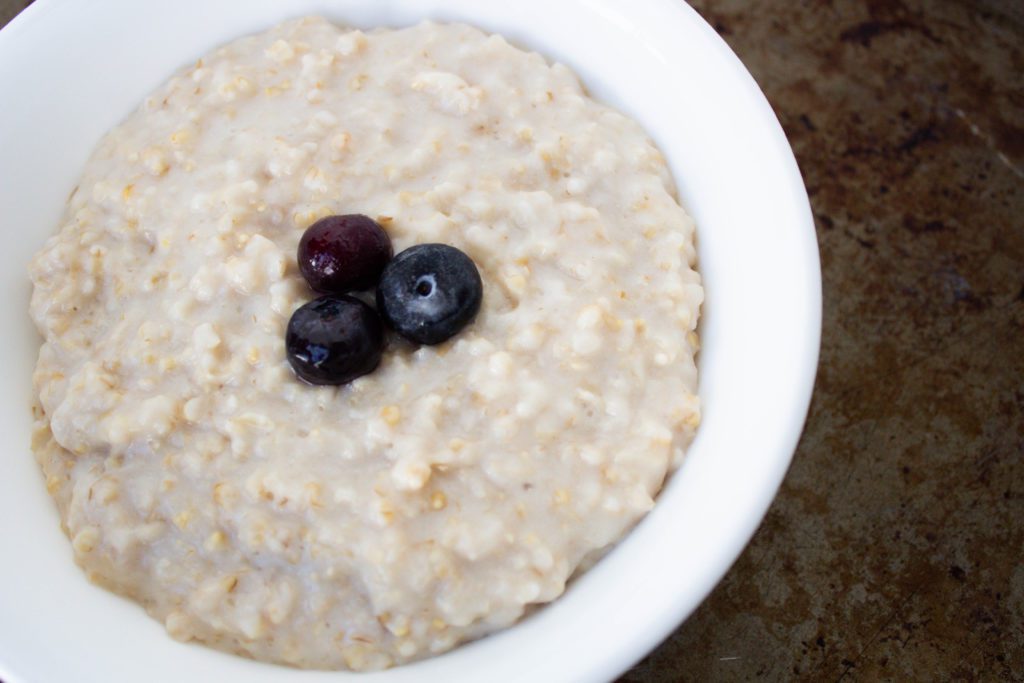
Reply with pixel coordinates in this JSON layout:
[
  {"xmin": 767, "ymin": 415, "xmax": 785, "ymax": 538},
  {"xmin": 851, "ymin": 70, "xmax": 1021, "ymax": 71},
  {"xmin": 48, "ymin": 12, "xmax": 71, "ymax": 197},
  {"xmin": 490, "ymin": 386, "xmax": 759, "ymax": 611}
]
[{"xmin": 28, "ymin": 17, "xmax": 703, "ymax": 670}]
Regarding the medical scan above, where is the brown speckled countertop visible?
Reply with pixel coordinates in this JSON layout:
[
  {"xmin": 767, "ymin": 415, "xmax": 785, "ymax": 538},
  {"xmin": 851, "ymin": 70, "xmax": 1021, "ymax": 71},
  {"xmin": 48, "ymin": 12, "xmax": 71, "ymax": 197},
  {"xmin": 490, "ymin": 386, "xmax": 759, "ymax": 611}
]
[
  {"xmin": 2, "ymin": 0, "xmax": 1021, "ymax": 681},
  {"xmin": 624, "ymin": 1, "xmax": 1024, "ymax": 680}
]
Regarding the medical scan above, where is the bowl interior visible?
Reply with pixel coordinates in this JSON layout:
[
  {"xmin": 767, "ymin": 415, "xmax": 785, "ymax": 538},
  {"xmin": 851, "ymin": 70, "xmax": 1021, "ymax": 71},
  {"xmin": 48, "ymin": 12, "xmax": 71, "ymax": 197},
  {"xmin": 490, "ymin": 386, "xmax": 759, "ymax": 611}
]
[{"xmin": 0, "ymin": 1, "xmax": 820, "ymax": 681}]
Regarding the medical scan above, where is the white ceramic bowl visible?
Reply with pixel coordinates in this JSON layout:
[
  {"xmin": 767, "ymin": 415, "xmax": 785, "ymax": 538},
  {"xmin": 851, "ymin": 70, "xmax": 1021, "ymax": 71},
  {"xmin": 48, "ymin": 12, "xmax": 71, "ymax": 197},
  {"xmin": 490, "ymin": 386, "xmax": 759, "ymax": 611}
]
[{"xmin": 0, "ymin": 1, "xmax": 820, "ymax": 681}]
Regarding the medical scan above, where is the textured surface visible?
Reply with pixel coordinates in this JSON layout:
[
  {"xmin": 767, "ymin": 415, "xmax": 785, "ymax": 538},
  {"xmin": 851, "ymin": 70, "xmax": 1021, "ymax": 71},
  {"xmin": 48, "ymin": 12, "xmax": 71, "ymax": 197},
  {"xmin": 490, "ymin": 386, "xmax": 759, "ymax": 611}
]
[
  {"xmin": 3, "ymin": 0, "xmax": 1022, "ymax": 680},
  {"xmin": 26, "ymin": 14, "xmax": 701, "ymax": 672},
  {"xmin": 623, "ymin": 0, "xmax": 1024, "ymax": 680}
]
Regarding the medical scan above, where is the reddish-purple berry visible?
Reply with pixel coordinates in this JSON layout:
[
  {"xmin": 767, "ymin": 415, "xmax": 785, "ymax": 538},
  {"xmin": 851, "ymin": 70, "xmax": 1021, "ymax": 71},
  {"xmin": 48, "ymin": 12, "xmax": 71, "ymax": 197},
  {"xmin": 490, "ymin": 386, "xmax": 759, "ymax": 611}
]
[{"xmin": 297, "ymin": 214, "xmax": 392, "ymax": 293}]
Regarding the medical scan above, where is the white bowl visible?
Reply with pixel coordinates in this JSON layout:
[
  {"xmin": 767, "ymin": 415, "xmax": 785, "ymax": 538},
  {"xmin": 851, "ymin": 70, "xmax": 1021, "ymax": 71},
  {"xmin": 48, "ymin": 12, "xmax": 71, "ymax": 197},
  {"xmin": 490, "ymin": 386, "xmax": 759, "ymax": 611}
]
[{"xmin": 0, "ymin": 1, "xmax": 820, "ymax": 681}]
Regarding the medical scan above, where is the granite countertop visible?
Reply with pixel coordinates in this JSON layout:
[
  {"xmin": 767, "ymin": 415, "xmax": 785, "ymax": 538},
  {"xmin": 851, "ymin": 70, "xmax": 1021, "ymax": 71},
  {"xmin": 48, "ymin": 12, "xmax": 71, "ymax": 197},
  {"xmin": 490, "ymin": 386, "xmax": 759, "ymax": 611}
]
[
  {"xmin": 2, "ymin": 1, "xmax": 1021, "ymax": 680},
  {"xmin": 626, "ymin": 1, "xmax": 1023, "ymax": 680}
]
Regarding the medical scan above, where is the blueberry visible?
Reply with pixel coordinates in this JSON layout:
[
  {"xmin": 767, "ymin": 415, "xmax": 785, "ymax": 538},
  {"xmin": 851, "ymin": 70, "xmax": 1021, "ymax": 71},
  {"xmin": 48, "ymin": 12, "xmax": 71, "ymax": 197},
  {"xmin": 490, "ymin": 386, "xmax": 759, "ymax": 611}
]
[
  {"xmin": 285, "ymin": 295, "xmax": 384, "ymax": 385},
  {"xmin": 297, "ymin": 214, "xmax": 393, "ymax": 293},
  {"xmin": 376, "ymin": 243, "xmax": 482, "ymax": 345}
]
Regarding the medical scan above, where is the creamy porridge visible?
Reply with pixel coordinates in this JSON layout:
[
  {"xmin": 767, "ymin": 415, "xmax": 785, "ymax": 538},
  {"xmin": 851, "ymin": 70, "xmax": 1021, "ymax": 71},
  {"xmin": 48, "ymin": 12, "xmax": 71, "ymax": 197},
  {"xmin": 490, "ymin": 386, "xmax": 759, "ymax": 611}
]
[{"xmin": 28, "ymin": 17, "xmax": 703, "ymax": 670}]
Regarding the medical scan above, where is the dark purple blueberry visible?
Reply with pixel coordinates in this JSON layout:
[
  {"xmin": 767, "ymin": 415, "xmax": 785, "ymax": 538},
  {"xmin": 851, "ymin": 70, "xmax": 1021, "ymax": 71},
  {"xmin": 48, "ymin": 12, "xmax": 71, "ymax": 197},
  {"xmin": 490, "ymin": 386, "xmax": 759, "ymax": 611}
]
[
  {"xmin": 285, "ymin": 295, "xmax": 384, "ymax": 385},
  {"xmin": 376, "ymin": 243, "xmax": 482, "ymax": 345},
  {"xmin": 297, "ymin": 214, "xmax": 393, "ymax": 293}
]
